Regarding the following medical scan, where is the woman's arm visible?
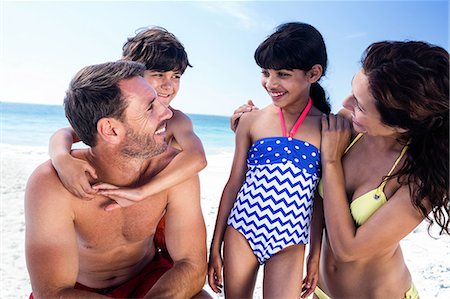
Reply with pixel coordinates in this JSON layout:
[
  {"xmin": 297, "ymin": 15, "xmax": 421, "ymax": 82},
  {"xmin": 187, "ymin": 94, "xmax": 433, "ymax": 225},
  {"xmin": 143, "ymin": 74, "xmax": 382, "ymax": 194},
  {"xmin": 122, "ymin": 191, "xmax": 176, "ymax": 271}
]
[
  {"xmin": 208, "ymin": 113, "xmax": 253, "ymax": 293},
  {"xmin": 49, "ymin": 127, "xmax": 97, "ymax": 198},
  {"xmin": 320, "ymin": 114, "xmax": 427, "ymax": 262}
]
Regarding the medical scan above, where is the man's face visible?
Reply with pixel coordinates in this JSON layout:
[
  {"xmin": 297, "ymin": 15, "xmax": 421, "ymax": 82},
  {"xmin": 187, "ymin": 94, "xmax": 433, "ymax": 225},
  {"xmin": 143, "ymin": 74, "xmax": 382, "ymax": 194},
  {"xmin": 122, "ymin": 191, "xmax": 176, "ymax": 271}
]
[
  {"xmin": 143, "ymin": 70, "xmax": 181, "ymax": 106},
  {"xmin": 118, "ymin": 76, "xmax": 173, "ymax": 158}
]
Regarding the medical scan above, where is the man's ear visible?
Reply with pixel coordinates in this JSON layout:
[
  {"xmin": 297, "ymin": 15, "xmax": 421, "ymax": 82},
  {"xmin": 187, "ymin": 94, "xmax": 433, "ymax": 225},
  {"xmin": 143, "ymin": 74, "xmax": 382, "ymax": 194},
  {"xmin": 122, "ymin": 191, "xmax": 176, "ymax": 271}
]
[
  {"xmin": 307, "ymin": 64, "xmax": 323, "ymax": 83},
  {"xmin": 96, "ymin": 118, "xmax": 124, "ymax": 145}
]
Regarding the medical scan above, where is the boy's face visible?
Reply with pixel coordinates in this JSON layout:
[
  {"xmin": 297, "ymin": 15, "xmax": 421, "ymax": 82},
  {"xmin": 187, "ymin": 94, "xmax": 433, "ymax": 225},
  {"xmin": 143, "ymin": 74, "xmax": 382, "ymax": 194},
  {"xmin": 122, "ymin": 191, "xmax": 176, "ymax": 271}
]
[{"xmin": 143, "ymin": 70, "xmax": 181, "ymax": 106}]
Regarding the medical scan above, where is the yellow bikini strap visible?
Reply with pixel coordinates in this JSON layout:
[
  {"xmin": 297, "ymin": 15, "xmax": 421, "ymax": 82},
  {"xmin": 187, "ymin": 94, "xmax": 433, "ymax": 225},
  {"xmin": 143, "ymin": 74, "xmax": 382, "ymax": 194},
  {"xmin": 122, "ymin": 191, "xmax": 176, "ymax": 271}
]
[
  {"xmin": 380, "ymin": 145, "xmax": 408, "ymax": 188},
  {"xmin": 344, "ymin": 133, "xmax": 364, "ymax": 154}
]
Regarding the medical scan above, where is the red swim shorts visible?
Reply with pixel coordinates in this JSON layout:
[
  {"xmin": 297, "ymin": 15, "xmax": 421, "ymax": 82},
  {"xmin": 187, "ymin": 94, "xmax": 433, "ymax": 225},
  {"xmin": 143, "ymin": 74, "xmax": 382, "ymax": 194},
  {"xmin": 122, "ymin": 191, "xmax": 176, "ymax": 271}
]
[{"xmin": 29, "ymin": 250, "xmax": 173, "ymax": 298}]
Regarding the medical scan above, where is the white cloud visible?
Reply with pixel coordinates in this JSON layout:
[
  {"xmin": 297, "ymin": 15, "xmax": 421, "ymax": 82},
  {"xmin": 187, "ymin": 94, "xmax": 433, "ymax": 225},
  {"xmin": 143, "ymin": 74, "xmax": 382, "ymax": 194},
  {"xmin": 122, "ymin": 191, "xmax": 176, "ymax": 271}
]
[
  {"xmin": 345, "ymin": 32, "xmax": 368, "ymax": 39},
  {"xmin": 196, "ymin": 1, "xmax": 273, "ymax": 32}
]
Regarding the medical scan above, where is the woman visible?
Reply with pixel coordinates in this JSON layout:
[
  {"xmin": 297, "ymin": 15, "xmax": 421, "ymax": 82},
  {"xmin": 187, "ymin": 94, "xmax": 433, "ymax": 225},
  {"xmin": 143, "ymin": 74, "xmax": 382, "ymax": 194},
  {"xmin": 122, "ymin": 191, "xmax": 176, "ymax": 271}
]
[{"xmin": 313, "ymin": 41, "xmax": 449, "ymax": 299}]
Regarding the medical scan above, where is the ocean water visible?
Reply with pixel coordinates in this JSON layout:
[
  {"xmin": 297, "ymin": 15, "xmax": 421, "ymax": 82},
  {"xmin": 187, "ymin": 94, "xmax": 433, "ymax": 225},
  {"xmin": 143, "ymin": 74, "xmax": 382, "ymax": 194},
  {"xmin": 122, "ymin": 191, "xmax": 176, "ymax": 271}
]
[{"xmin": 0, "ymin": 101, "xmax": 235, "ymax": 156}]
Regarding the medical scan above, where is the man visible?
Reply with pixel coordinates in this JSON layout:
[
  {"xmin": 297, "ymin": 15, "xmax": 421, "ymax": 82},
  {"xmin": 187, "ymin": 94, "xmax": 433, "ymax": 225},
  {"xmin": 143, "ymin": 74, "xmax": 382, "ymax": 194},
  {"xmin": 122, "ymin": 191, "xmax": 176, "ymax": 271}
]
[
  {"xmin": 25, "ymin": 61, "xmax": 208, "ymax": 298},
  {"xmin": 49, "ymin": 26, "xmax": 206, "ymax": 207}
]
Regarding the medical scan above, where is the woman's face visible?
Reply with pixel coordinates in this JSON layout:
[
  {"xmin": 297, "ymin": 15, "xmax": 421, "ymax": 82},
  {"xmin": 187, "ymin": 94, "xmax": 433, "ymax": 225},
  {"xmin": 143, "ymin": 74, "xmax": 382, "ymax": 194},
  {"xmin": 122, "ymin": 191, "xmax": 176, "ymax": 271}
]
[{"xmin": 342, "ymin": 69, "xmax": 403, "ymax": 137}]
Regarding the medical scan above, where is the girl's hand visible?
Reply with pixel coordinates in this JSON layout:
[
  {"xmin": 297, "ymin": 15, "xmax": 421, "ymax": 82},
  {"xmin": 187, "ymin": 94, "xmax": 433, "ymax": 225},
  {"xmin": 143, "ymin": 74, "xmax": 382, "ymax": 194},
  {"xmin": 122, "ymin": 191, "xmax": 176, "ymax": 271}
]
[
  {"xmin": 320, "ymin": 114, "xmax": 352, "ymax": 165},
  {"xmin": 301, "ymin": 255, "xmax": 320, "ymax": 298},
  {"xmin": 230, "ymin": 99, "xmax": 259, "ymax": 132},
  {"xmin": 207, "ymin": 252, "xmax": 224, "ymax": 294},
  {"xmin": 53, "ymin": 155, "xmax": 97, "ymax": 199},
  {"xmin": 93, "ymin": 183, "xmax": 144, "ymax": 211}
]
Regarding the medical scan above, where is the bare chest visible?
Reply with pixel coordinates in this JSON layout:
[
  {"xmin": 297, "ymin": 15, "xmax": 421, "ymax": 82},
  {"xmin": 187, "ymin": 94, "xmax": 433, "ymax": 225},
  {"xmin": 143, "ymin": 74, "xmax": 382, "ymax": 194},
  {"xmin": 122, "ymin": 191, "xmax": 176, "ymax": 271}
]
[{"xmin": 73, "ymin": 193, "xmax": 167, "ymax": 249}]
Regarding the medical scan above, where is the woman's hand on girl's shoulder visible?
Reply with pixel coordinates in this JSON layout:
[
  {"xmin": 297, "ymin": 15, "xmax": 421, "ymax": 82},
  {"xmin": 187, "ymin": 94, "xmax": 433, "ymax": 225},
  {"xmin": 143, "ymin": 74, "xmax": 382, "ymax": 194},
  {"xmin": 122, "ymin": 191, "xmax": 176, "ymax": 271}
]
[
  {"xmin": 230, "ymin": 100, "xmax": 259, "ymax": 132},
  {"xmin": 321, "ymin": 113, "xmax": 352, "ymax": 164}
]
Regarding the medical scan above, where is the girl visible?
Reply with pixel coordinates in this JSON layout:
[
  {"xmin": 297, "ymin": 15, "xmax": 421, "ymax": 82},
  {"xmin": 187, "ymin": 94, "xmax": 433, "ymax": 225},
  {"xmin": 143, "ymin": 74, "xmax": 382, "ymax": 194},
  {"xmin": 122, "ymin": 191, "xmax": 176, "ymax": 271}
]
[{"xmin": 208, "ymin": 22, "xmax": 330, "ymax": 298}]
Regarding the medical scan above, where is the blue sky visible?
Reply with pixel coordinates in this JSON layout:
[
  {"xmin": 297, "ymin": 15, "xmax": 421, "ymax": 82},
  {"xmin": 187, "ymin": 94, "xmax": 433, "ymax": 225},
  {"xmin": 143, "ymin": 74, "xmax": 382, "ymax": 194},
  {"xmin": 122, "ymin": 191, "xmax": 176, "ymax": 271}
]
[{"xmin": 1, "ymin": 0, "xmax": 448, "ymax": 116}]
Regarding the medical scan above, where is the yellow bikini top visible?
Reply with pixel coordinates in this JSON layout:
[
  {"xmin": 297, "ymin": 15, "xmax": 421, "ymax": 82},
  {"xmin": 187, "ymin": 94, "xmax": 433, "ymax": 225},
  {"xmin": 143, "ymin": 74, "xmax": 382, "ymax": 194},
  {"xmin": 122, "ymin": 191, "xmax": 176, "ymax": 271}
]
[{"xmin": 318, "ymin": 133, "xmax": 408, "ymax": 226}]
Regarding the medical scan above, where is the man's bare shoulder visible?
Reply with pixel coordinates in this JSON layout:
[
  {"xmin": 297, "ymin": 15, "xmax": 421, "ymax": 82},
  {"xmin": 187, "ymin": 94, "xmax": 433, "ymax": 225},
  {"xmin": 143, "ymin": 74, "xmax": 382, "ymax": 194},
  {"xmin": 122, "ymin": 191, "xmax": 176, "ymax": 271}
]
[
  {"xmin": 27, "ymin": 160, "xmax": 63, "ymax": 192},
  {"xmin": 25, "ymin": 160, "xmax": 74, "ymax": 214}
]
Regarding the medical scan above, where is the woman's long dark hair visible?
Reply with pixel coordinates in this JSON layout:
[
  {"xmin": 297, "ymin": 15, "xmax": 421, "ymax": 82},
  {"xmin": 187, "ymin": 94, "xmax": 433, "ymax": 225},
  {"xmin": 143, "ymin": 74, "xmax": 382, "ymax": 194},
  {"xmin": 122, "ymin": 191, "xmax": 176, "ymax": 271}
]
[
  {"xmin": 254, "ymin": 22, "xmax": 331, "ymax": 114},
  {"xmin": 362, "ymin": 41, "xmax": 449, "ymax": 235}
]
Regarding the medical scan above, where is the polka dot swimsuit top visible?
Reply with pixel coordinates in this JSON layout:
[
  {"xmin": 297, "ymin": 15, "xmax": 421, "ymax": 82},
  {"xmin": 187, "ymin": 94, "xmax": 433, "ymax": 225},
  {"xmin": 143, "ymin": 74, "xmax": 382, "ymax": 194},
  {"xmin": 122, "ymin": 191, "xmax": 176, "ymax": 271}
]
[{"xmin": 247, "ymin": 137, "xmax": 321, "ymax": 178}]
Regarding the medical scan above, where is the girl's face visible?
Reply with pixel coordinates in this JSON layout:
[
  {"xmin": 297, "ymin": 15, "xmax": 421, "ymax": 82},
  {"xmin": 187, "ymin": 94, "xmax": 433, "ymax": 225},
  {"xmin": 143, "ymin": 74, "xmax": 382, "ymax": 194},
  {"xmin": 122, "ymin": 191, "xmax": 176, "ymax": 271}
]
[
  {"xmin": 261, "ymin": 69, "xmax": 311, "ymax": 108},
  {"xmin": 342, "ymin": 69, "xmax": 404, "ymax": 137}
]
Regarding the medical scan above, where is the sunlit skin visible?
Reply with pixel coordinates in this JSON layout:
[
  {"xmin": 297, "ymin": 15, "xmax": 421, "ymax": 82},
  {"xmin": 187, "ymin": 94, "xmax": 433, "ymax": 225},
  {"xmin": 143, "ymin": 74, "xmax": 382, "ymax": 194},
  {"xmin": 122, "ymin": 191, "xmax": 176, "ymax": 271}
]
[
  {"xmin": 342, "ymin": 69, "xmax": 405, "ymax": 137},
  {"xmin": 208, "ymin": 63, "xmax": 324, "ymax": 298},
  {"xmin": 118, "ymin": 77, "xmax": 172, "ymax": 158},
  {"xmin": 315, "ymin": 68, "xmax": 425, "ymax": 298},
  {"xmin": 48, "ymin": 69, "xmax": 207, "ymax": 204},
  {"xmin": 25, "ymin": 76, "xmax": 207, "ymax": 298},
  {"xmin": 261, "ymin": 69, "xmax": 311, "ymax": 112},
  {"xmin": 143, "ymin": 70, "xmax": 181, "ymax": 106}
]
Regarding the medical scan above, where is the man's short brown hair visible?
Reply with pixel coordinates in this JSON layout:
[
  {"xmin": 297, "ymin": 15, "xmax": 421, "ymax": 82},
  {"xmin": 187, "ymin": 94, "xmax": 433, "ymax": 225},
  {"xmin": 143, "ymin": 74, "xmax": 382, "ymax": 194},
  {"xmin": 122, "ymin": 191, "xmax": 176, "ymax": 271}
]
[{"xmin": 64, "ymin": 60, "xmax": 145, "ymax": 147}]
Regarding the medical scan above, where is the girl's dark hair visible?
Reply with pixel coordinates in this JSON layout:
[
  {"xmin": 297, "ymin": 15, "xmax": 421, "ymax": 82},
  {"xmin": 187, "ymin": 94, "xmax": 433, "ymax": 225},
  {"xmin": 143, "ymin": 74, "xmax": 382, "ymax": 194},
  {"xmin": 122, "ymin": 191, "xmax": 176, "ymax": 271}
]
[
  {"xmin": 362, "ymin": 41, "xmax": 449, "ymax": 235},
  {"xmin": 254, "ymin": 22, "xmax": 331, "ymax": 114}
]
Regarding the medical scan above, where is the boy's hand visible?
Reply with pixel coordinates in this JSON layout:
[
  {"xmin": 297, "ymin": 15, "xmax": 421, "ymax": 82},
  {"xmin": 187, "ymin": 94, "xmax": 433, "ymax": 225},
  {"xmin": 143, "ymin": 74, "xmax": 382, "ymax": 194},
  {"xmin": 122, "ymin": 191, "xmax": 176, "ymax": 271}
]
[
  {"xmin": 93, "ymin": 183, "xmax": 145, "ymax": 211},
  {"xmin": 207, "ymin": 252, "xmax": 224, "ymax": 294},
  {"xmin": 230, "ymin": 99, "xmax": 258, "ymax": 132},
  {"xmin": 53, "ymin": 155, "xmax": 97, "ymax": 199}
]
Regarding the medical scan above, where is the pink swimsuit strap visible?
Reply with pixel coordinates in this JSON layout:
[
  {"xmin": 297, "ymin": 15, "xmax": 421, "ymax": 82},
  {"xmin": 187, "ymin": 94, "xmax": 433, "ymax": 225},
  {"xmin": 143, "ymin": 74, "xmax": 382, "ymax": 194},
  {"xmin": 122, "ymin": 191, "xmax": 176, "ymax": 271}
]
[{"xmin": 278, "ymin": 97, "xmax": 312, "ymax": 137}]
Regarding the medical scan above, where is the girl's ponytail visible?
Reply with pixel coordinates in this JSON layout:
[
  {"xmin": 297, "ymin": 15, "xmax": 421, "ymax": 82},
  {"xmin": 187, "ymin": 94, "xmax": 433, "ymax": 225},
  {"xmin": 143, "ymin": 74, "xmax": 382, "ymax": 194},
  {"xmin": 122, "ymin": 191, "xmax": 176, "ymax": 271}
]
[{"xmin": 310, "ymin": 82, "xmax": 331, "ymax": 114}]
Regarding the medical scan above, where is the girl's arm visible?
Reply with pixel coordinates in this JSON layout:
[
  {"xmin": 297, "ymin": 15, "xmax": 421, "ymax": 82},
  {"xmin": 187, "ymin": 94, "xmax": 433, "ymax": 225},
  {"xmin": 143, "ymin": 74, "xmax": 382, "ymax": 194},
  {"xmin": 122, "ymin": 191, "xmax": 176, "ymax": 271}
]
[
  {"xmin": 95, "ymin": 110, "xmax": 207, "ymax": 210},
  {"xmin": 320, "ymin": 114, "xmax": 427, "ymax": 262},
  {"xmin": 207, "ymin": 113, "xmax": 253, "ymax": 294},
  {"xmin": 49, "ymin": 127, "xmax": 97, "ymax": 198},
  {"xmin": 302, "ymin": 192, "xmax": 324, "ymax": 298}
]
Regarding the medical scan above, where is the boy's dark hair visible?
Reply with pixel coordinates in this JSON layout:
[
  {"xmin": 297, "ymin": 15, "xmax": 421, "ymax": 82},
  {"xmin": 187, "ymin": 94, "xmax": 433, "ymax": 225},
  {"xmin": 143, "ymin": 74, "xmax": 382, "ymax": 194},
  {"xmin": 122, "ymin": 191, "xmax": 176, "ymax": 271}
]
[{"xmin": 122, "ymin": 26, "xmax": 192, "ymax": 74}]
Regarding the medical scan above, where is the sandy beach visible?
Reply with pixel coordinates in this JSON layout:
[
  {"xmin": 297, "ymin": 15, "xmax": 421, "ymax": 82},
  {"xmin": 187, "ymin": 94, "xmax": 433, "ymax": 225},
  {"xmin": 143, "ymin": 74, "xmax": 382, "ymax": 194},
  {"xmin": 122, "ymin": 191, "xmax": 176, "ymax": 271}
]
[{"xmin": 1, "ymin": 145, "xmax": 449, "ymax": 298}]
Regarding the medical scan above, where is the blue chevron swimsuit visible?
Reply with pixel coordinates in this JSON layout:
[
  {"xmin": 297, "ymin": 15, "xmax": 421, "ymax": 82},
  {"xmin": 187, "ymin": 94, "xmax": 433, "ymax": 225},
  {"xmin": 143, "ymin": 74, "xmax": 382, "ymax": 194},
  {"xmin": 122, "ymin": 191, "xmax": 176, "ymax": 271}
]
[{"xmin": 227, "ymin": 99, "xmax": 320, "ymax": 264}]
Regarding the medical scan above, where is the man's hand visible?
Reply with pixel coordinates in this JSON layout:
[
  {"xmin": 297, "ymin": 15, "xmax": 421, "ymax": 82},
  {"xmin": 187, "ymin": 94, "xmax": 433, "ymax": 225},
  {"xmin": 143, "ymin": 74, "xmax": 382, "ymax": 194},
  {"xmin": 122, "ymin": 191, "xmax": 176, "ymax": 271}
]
[{"xmin": 230, "ymin": 99, "xmax": 258, "ymax": 132}]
